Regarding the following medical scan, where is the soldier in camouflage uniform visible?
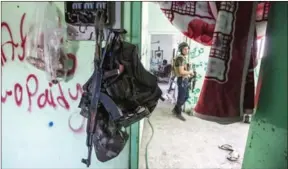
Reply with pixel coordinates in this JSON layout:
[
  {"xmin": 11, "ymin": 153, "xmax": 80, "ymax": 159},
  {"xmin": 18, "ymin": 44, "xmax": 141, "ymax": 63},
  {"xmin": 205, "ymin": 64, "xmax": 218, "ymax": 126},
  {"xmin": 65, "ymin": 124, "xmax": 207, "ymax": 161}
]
[{"xmin": 172, "ymin": 42, "xmax": 195, "ymax": 121}]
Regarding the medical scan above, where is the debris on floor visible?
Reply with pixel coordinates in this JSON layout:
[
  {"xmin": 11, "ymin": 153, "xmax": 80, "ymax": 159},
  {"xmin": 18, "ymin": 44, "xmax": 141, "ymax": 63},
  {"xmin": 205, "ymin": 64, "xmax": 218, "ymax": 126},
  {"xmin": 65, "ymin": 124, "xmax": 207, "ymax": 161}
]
[
  {"xmin": 139, "ymin": 101, "xmax": 249, "ymax": 169},
  {"xmin": 218, "ymin": 144, "xmax": 240, "ymax": 162}
]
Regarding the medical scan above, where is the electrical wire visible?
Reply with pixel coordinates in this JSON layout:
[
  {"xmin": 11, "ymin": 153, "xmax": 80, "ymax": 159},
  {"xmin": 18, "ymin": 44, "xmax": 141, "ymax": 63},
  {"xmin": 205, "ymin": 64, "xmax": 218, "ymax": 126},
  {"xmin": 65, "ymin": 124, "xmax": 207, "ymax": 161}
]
[{"xmin": 145, "ymin": 117, "xmax": 154, "ymax": 169}]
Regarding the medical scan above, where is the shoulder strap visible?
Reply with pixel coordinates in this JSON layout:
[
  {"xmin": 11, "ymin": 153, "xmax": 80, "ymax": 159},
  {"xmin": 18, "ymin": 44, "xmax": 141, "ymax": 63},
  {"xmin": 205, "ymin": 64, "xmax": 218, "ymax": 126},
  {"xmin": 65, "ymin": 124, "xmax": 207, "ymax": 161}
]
[{"xmin": 173, "ymin": 55, "xmax": 185, "ymax": 65}]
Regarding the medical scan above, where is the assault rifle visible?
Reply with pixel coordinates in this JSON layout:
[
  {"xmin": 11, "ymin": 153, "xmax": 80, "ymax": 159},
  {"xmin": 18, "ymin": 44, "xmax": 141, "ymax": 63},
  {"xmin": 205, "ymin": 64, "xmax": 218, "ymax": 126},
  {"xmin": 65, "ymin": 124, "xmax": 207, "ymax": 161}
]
[
  {"xmin": 187, "ymin": 63, "xmax": 197, "ymax": 92},
  {"xmin": 79, "ymin": 11, "xmax": 127, "ymax": 167}
]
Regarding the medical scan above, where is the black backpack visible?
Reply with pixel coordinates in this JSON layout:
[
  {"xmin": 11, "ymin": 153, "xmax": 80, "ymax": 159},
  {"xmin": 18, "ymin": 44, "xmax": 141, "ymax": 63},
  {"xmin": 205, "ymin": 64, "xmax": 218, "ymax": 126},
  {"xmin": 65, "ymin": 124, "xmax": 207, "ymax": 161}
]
[{"xmin": 78, "ymin": 32, "xmax": 162, "ymax": 163}]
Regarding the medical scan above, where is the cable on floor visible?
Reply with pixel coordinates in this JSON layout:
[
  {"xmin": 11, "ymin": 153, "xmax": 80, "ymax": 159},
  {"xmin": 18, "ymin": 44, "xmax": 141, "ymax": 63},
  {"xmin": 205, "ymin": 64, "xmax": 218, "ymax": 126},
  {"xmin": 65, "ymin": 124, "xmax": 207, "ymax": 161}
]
[{"xmin": 145, "ymin": 117, "xmax": 154, "ymax": 169}]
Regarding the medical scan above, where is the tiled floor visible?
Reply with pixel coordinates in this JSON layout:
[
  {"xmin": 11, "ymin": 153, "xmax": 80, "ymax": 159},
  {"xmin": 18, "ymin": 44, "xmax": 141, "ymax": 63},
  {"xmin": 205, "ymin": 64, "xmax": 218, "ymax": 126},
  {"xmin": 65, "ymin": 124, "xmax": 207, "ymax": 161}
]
[{"xmin": 138, "ymin": 101, "xmax": 250, "ymax": 169}]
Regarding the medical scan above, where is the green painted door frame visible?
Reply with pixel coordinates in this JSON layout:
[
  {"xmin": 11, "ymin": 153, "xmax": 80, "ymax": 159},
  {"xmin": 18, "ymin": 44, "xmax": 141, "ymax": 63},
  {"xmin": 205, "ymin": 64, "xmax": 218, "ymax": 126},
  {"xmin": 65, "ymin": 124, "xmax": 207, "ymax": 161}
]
[
  {"xmin": 122, "ymin": 2, "xmax": 142, "ymax": 169},
  {"xmin": 242, "ymin": 2, "xmax": 287, "ymax": 169}
]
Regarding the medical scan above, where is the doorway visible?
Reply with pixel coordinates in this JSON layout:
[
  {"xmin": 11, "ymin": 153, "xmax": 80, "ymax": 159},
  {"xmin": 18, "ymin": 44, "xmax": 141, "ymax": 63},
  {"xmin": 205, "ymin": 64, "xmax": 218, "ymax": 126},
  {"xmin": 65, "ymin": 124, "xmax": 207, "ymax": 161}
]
[{"xmin": 138, "ymin": 2, "xmax": 266, "ymax": 168}]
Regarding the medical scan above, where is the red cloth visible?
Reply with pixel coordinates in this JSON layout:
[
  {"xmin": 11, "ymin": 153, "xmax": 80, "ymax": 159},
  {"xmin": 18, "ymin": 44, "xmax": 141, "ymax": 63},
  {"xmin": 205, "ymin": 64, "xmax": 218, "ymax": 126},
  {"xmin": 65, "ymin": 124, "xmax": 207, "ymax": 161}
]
[{"xmin": 158, "ymin": 2, "xmax": 270, "ymax": 118}]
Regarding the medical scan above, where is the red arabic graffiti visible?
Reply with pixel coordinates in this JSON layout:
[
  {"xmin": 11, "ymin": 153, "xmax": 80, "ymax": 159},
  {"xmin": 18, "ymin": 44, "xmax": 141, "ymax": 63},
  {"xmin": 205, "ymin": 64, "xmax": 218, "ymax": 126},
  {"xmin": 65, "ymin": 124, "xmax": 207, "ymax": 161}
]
[
  {"xmin": 1, "ymin": 73, "xmax": 86, "ymax": 133},
  {"xmin": 1, "ymin": 13, "xmax": 26, "ymax": 66},
  {"xmin": 1, "ymin": 13, "xmax": 78, "ymax": 75},
  {"xmin": 68, "ymin": 112, "xmax": 86, "ymax": 133},
  {"xmin": 1, "ymin": 13, "xmax": 85, "ymax": 133},
  {"xmin": 1, "ymin": 74, "xmax": 83, "ymax": 111}
]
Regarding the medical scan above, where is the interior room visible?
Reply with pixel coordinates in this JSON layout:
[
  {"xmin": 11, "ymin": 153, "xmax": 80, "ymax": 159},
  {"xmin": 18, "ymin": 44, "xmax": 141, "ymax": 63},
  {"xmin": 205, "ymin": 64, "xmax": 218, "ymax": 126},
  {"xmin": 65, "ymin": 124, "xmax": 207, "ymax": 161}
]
[
  {"xmin": 1, "ymin": 1, "xmax": 286, "ymax": 169},
  {"xmin": 138, "ymin": 2, "xmax": 285, "ymax": 169}
]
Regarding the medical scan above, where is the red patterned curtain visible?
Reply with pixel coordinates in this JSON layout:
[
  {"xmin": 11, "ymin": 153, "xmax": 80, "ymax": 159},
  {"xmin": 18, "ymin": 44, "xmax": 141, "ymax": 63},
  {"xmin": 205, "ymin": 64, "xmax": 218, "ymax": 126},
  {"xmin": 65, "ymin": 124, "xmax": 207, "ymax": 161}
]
[
  {"xmin": 158, "ymin": 2, "xmax": 271, "ymax": 122},
  {"xmin": 159, "ymin": 2, "xmax": 270, "ymax": 44}
]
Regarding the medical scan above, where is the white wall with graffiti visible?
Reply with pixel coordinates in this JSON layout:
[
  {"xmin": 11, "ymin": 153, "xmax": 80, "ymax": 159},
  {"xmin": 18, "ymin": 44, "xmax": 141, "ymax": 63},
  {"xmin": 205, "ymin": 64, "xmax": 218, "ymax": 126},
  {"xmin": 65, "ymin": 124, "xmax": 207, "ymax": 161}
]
[
  {"xmin": 1, "ymin": 2, "xmax": 129, "ymax": 168},
  {"xmin": 183, "ymin": 38, "xmax": 264, "ymax": 112},
  {"xmin": 184, "ymin": 41, "xmax": 210, "ymax": 112}
]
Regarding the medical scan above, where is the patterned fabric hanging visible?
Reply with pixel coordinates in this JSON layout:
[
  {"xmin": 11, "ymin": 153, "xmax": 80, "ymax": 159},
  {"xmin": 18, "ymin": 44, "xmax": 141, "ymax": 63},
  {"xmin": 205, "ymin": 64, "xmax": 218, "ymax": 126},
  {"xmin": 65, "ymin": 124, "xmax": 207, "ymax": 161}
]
[{"xmin": 157, "ymin": 2, "xmax": 271, "ymax": 122}]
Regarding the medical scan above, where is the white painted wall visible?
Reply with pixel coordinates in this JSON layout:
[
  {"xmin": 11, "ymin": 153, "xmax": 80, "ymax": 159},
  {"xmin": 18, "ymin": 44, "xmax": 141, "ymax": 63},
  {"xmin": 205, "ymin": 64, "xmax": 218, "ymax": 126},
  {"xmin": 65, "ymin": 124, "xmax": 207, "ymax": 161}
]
[
  {"xmin": 151, "ymin": 34, "xmax": 173, "ymax": 62},
  {"xmin": 1, "ymin": 2, "xmax": 129, "ymax": 168},
  {"xmin": 145, "ymin": 2, "xmax": 185, "ymax": 72},
  {"xmin": 150, "ymin": 34, "xmax": 174, "ymax": 71},
  {"xmin": 147, "ymin": 2, "xmax": 180, "ymax": 34}
]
